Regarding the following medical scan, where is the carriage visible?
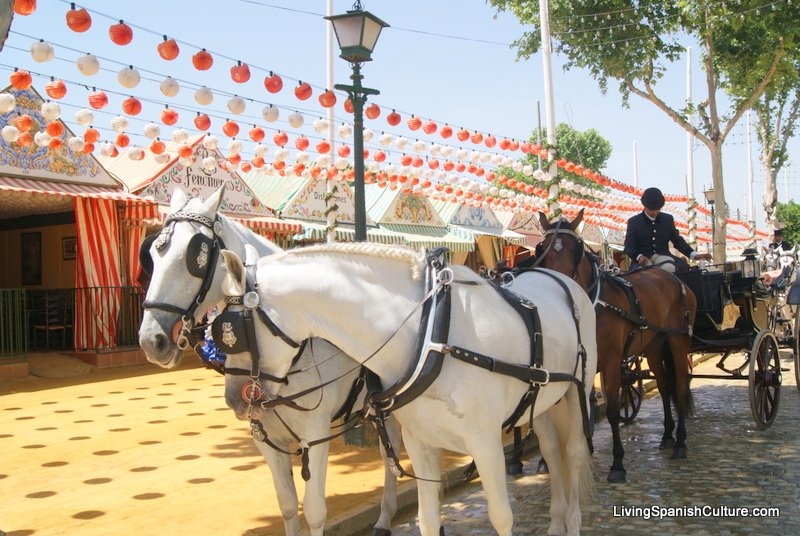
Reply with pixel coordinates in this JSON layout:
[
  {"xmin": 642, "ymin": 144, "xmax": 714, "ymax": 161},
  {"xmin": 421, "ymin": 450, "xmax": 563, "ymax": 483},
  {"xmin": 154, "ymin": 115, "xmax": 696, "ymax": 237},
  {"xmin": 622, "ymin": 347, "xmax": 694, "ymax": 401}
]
[{"xmin": 617, "ymin": 248, "xmax": 799, "ymax": 430}]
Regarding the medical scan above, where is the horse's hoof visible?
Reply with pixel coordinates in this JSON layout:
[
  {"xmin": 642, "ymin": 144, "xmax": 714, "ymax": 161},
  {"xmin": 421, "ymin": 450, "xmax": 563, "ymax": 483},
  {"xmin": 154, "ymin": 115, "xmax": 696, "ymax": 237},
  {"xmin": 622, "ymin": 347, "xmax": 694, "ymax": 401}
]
[
  {"xmin": 607, "ymin": 468, "xmax": 627, "ymax": 483},
  {"xmin": 536, "ymin": 458, "xmax": 550, "ymax": 474},
  {"xmin": 672, "ymin": 446, "xmax": 687, "ymax": 460},
  {"xmin": 506, "ymin": 461, "xmax": 523, "ymax": 476},
  {"xmin": 371, "ymin": 529, "xmax": 392, "ymax": 536},
  {"xmin": 659, "ymin": 437, "xmax": 675, "ymax": 450}
]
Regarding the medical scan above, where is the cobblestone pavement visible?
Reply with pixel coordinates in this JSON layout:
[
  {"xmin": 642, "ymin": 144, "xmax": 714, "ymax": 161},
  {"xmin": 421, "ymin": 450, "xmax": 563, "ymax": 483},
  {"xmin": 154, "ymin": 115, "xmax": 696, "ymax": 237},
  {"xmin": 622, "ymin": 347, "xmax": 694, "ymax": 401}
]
[{"xmin": 386, "ymin": 351, "xmax": 800, "ymax": 535}]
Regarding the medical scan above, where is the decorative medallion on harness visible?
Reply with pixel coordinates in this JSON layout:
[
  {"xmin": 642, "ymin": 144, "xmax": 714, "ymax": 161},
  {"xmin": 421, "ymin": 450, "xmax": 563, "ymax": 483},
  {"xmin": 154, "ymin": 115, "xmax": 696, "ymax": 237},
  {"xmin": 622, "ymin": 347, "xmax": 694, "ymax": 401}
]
[
  {"xmin": 196, "ymin": 242, "xmax": 210, "ymax": 272},
  {"xmin": 554, "ymin": 237, "xmax": 564, "ymax": 252},
  {"xmin": 211, "ymin": 310, "xmax": 249, "ymax": 354},
  {"xmin": 221, "ymin": 322, "xmax": 237, "ymax": 348}
]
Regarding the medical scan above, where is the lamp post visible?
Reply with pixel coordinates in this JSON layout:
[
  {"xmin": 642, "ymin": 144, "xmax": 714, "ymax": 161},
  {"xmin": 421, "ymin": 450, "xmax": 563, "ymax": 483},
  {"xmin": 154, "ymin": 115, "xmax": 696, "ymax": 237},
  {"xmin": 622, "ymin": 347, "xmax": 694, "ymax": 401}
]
[
  {"xmin": 325, "ymin": 2, "xmax": 388, "ymax": 242},
  {"xmin": 703, "ymin": 186, "xmax": 716, "ymax": 260}
]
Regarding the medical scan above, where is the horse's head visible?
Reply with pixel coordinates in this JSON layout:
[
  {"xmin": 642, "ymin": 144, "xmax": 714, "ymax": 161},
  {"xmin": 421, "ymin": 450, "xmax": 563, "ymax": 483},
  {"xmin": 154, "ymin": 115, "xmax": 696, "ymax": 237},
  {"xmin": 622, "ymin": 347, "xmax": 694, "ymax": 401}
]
[
  {"xmin": 535, "ymin": 209, "xmax": 590, "ymax": 282},
  {"xmin": 218, "ymin": 249, "xmax": 304, "ymax": 419},
  {"xmin": 138, "ymin": 186, "xmax": 226, "ymax": 368}
]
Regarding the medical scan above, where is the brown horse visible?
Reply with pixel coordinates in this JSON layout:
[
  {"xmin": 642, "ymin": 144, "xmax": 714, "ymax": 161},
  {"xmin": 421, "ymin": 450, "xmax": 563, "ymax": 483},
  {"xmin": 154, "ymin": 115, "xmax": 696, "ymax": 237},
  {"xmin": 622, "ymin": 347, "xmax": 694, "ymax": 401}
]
[{"xmin": 535, "ymin": 210, "xmax": 696, "ymax": 482}]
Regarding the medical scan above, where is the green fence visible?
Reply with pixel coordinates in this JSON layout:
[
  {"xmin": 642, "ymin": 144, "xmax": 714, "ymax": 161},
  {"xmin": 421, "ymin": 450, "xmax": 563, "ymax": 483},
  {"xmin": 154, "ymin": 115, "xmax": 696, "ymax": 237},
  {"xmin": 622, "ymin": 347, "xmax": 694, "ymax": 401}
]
[{"xmin": 0, "ymin": 289, "xmax": 27, "ymax": 357}]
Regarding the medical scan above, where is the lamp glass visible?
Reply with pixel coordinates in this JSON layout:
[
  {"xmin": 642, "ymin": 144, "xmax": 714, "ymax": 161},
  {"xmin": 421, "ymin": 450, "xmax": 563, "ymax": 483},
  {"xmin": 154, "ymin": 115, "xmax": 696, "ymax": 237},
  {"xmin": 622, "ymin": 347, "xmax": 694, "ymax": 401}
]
[
  {"xmin": 326, "ymin": 10, "xmax": 388, "ymax": 63},
  {"xmin": 703, "ymin": 187, "xmax": 715, "ymax": 205}
]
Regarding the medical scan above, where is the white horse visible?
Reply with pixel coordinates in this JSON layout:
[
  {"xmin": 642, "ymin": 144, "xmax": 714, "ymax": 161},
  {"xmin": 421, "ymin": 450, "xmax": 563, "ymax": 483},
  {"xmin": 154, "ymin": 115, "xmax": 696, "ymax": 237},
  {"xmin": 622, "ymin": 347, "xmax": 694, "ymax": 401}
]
[
  {"xmin": 137, "ymin": 187, "xmax": 399, "ymax": 536},
  {"xmin": 219, "ymin": 243, "xmax": 598, "ymax": 536}
]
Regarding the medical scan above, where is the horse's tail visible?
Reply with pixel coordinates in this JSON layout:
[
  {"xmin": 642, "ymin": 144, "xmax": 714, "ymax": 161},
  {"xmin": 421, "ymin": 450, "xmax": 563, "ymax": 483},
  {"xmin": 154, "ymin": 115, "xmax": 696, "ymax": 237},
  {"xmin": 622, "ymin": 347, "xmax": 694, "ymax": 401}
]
[{"xmin": 662, "ymin": 341, "xmax": 694, "ymax": 417}]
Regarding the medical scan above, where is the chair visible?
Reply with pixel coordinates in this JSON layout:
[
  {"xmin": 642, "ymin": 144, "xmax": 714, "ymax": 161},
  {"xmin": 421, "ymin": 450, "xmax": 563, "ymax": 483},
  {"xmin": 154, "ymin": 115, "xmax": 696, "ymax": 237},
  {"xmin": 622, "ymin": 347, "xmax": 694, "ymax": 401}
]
[{"xmin": 32, "ymin": 292, "xmax": 71, "ymax": 350}]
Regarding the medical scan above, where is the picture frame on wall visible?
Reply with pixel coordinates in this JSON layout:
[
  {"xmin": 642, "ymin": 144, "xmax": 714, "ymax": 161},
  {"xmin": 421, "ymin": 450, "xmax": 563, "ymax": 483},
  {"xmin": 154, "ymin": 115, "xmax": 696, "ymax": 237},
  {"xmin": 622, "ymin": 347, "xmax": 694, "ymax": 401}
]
[
  {"xmin": 62, "ymin": 236, "xmax": 77, "ymax": 261},
  {"xmin": 21, "ymin": 232, "xmax": 42, "ymax": 286}
]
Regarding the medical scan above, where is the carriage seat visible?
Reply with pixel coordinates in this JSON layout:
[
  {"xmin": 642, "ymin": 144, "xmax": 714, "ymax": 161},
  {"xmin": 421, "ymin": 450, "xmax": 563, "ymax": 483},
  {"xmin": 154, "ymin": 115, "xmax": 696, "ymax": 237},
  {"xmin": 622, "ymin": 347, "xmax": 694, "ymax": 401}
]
[{"xmin": 675, "ymin": 268, "xmax": 726, "ymax": 326}]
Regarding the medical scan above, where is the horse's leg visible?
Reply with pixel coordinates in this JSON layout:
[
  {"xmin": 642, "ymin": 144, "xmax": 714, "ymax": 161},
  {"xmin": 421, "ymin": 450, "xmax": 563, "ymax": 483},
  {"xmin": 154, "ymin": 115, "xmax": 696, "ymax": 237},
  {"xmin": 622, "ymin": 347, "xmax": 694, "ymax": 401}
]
[
  {"xmin": 401, "ymin": 429, "xmax": 443, "ymax": 536},
  {"xmin": 252, "ymin": 438, "xmax": 301, "ymax": 536},
  {"xmin": 466, "ymin": 432, "xmax": 514, "ymax": 536},
  {"xmin": 506, "ymin": 426, "xmax": 524, "ymax": 475},
  {"xmin": 302, "ymin": 442, "xmax": 330, "ymax": 536},
  {"xmin": 667, "ymin": 337, "xmax": 693, "ymax": 460},
  {"xmin": 549, "ymin": 386, "xmax": 594, "ymax": 536},
  {"xmin": 646, "ymin": 348, "xmax": 675, "ymax": 450},
  {"xmin": 602, "ymin": 360, "xmax": 627, "ymax": 483},
  {"xmin": 372, "ymin": 416, "xmax": 401, "ymax": 536},
  {"xmin": 533, "ymin": 410, "xmax": 567, "ymax": 536}
]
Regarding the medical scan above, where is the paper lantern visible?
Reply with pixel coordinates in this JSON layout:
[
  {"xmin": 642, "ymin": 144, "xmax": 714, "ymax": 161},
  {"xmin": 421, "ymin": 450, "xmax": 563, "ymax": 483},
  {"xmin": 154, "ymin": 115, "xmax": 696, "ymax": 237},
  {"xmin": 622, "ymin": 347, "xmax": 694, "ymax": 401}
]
[
  {"xmin": 45, "ymin": 79, "xmax": 67, "ymax": 99},
  {"xmin": 177, "ymin": 144, "xmax": 193, "ymax": 158},
  {"xmin": 248, "ymin": 127, "xmax": 265, "ymax": 142},
  {"xmin": 154, "ymin": 153, "xmax": 169, "ymax": 164},
  {"xmin": 253, "ymin": 143, "xmax": 268, "ymax": 157},
  {"xmin": 387, "ymin": 110, "xmax": 401, "ymax": 126},
  {"xmin": 295, "ymin": 136, "xmax": 310, "ymax": 151},
  {"xmin": 338, "ymin": 123, "xmax": 352, "ymax": 138},
  {"xmin": 422, "ymin": 120, "xmax": 437, "ymax": 134},
  {"xmin": 470, "ymin": 132, "xmax": 483, "ymax": 144},
  {"xmin": 171, "ymin": 128, "xmax": 189, "ymax": 144},
  {"xmin": 192, "ymin": 49, "xmax": 214, "ymax": 71},
  {"xmin": 251, "ymin": 156, "xmax": 265, "ymax": 168},
  {"xmin": 315, "ymin": 140, "xmax": 330, "ymax": 154},
  {"xmin": 64, "ymin": 136, "xmax": 82, "ymax": 152},
  {"xmin": 83, "ymin": 127, "xmax": 100, "ymax": 143},
  {"xmin": 66, "ymin": 6, "xmax": 92, "ymax": 32},
  {"xmin": 160, "ymin": 108, "xmax": 179, "ymax": 126},
  {"xmin": 365, "ymin": 103, "xmax": 380, "ymax": 119},
  {"xmin": 149, "ymin": 139, "xmax": 165, "ymax": 154},
  {"xmin": 0, "ymin": 93, "xmax": 16, "ymax": 113},
  {"xmin": 16, "ymin": 132, "xmax": 32, "ymax": 147},
  {"xmin": 121, "ymin": 96, "xmax": 142, "ymax": 116},
  {"xmin": 194, "ymin": 86, "xmax": 213, "ymax": 106},
  {"xmin": 230, "ymin": 61, "xmax": 250, "ymax": 83},
  {"xmin": 74, "ymin": 108, "xmax": 94, "ymax": 126},
  {"xmin": 439, "ymin": 125, "xmax": 453, "ymax": 139},
  {"xmin": 262, "ymin": 105, "xmax": 279, "ymax": 122},
  {"xmin": 9, "ymin": 70, "xmax": 32, "ymax": 90},
  {"xmin": 313, "ymin": 118, "xmax": 329, "ymax": 134},
  {"xmin": 88, "ymin": 90, "xmax": 108, "ymax": 109},
  {"xmin": 287, "ymin": 112, "xmax": 304, "ymax": 128},
  {"xmin": 273, "ymin": 131, "xmax": 288, "ymax": 147},
  {"xmin": 222, "ymin": 120, "xmax": 239, "ymax": 137},
  {"xmin": 115, "ymin": 133, "xmax": 130, "ymax": 148},
  {"xmin": 363, "ymin": 129, "xmax": 374, "ymax": 143},
  {"xmin": 202, "ymin": 156, "xmax": 217, "ymax": 171},
  {"xmin": 227, "ymin": 152, "xmax": 241, "ymax": 165},
  {"xmin": 34, "ymin": 131, "xmax": 52, "ymax": 148},
  {"xmin": 40, "ymin": 102, "xmax": 60, "ymax": 121},
  {"xmin": 98, "ymin": 141, "xmax": 115, "ymax": 156},
  {"xmin": 227, "ymin": 96, "xmax": 245, "ymax": 115},
  {"xmin": 456, "ymin": 128, "xmax": 469, "ymax": 142},
  {"xmin": 2, "ymin": 125, "xmax": 20, "ymax": 143},
  {"xmin": 344, "ymin": 99, "xmax": 353, "ymax": 113},
  {"xmin": 30, "ymin": 40, "xmax": 54, "ymax": 63},
  {"xmin": 374, "ymin": 150, "xmax": 386, "ymax": 163},
  {"xmin": 228, "ymin": 139, "xmax": 242, "ymax": 155},
  {"xmin": 294, "ymin": 81, "xmax": 312, "ymax": 100},
  {"xmin": 319, "ymin": 90, "xmax": 336, "ymax": 108},
  {"xmin": 76, "ymin": 53, "xmax": 100, "ymax": 76},
  {"xmin": 157, "ymin": 36, "xmax": 180, "ymax": 60},
  {"xmin": 202, "ymin": 135, "xmax": 218, "ymax": 150},
  {"xmin": 13, "ymin": 114, "xmax": 33, "ymax": 132},
  {"xmin": 407, "ymin": 116, "xmax": 421, "ymax": 131},
  {"xmin": 264, "ymin": 72, "xmax": 283, "ymax": 93},
  {"xmin": 13, "ymin": 0, "xmax": 36, "ymax": 15},
  {"xmin": 109, "ymin": 21, "xmax": 133, "ymax": 45},
  {"xmin": 110, "ymin": 115, "xmax": 129, "ymax": 132},
  {"xmin": 193, "ymin": 113, "xmax": 211, "ymax": 131},
  {"xmin": 160, "ymin": 76, "xmax": 180, "ymax": 97},
  {"xmin": 118, "ymin": 66, "xmax": 140, "ymax": 89},
  {"xmin": 143, "ymin": 123, "xmax": 160, "ymax": 139},
  {"xmin": 127, "ymin": 147, "xmax": 145, "ymax": 161}
]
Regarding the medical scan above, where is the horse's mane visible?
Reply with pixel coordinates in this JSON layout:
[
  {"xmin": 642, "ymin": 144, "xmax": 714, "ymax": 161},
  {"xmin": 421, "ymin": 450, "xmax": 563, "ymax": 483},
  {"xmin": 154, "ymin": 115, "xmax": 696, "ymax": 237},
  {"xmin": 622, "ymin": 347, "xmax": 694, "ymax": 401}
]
[{"xmin": 286, "ymin": 242, "xmax": 425, "ymax": 280}]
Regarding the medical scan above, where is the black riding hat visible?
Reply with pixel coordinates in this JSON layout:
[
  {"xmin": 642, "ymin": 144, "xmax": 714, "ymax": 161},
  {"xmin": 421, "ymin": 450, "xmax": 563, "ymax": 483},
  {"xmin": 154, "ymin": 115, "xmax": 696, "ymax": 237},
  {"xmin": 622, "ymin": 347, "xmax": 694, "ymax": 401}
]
[{"xmin": 641, "ymin": 187, "xmax": 665, "ymax": 210}]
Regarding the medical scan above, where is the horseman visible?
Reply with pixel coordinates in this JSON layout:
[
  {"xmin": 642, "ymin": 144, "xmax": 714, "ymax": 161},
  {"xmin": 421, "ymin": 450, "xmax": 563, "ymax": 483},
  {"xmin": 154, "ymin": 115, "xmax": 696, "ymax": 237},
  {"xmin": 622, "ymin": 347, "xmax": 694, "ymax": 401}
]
[
  {"xmin": 769, "ymin": 228, "xmax": 793, "ymax": 252},
  {"xmin": 624, "ymin": 187, "xmax": 711, "ymax": 273}
]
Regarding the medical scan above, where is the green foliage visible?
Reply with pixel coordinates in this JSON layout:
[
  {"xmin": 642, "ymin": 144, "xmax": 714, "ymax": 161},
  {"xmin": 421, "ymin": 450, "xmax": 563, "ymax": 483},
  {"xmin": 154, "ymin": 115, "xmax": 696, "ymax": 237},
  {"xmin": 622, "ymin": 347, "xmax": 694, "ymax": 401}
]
[{"xmin": 776, "ymin": 201, "xmax": 800, "ymax": 246}]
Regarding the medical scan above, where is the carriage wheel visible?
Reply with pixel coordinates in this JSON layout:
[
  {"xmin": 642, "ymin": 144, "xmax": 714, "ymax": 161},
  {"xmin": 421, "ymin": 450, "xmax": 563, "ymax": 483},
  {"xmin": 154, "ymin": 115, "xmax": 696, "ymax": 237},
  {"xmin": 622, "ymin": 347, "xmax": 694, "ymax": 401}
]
[
  {"xmin": 619, "ymin": 355, "xmax": 644, "ymax": 424},
  {"xmin": 748, "ymin": 330, "xmax": 781, "ymax": 430},
  {"xmin": 794, "ymin": 304, "xmax": 800, "ymax": 392}
]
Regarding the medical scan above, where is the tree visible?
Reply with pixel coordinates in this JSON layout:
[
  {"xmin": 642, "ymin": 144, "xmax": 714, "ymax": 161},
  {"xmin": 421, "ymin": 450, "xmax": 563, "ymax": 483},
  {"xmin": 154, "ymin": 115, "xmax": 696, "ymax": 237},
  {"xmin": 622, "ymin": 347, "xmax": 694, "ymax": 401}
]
[
  {"xmin": 490, "ymin": 0, "xmax": 800, "ymax": 262},
  {"xmin": 499, "ymin": 122, "xmax": 612, "ymax": 192},
  {"xmin": 777, "ymin": 200, "xmax": 800, "ymax": 247}
]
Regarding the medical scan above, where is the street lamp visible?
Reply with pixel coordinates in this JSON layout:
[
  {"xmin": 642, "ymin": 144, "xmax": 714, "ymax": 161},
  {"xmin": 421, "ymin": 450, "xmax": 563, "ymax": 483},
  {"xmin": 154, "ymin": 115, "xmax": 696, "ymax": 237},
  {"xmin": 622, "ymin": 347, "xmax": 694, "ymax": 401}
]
[
  {"xmin": 703, "ymin": 186, "xmax": 716, "ymax": 259},
  {"xmin": 326, "ymin": 1, "xmax": 389, "ymax": 242}
]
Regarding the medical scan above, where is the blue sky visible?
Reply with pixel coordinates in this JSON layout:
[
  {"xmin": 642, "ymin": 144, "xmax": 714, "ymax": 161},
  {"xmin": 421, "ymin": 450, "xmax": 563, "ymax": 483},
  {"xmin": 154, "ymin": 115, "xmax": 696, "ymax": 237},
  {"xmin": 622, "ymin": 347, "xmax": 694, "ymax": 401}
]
[{"xmin": 2, "ymin": 0, "xmax": 796, "ymax": 229}]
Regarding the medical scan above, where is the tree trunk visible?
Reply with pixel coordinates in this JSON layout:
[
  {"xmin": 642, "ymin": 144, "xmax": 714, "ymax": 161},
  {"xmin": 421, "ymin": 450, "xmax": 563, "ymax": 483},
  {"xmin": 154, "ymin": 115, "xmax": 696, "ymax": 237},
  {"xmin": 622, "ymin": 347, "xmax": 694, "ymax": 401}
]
[
  {"xmin": 710, "ymin": 142, "xmax": 727, "ymax": 263},
  {"xmin": 762, "ymin": 164, "xmax": 779, "ymax": 232},
  {"xmin": 0, "ymin": 0, "xmax": 13, "ymax": 52}
]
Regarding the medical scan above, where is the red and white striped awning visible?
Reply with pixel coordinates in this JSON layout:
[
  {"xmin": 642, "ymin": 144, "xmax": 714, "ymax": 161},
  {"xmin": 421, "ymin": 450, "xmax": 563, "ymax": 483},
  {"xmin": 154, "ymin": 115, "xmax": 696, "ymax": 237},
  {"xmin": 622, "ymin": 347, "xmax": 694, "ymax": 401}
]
[
  {"xmin": 0, "ymin": 176, "xmax": 156, "ymax": 219},
  {"xmin": 153, "ymin": 205, "xmax": 303, "ymax": 236}
]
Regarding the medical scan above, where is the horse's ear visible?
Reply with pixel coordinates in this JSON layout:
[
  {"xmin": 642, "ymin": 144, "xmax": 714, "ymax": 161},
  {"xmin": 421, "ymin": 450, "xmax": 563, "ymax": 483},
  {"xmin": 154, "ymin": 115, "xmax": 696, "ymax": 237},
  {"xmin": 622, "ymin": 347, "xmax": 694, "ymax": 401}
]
[
  {"xmin": 204, "ymin": 185, "xmax": 226, "ymax": 214},
  {"xmin": 220, "ymin": 249, "xmax": 246, "ymax": 297},
  {"xmin": 572, "ymin": 208, "xmax": 585, "ymax": 230},
  {"xmin": 538, "ymin": 211, "xmax": 550, "ymax": 231},
  {"xmin": 244, "ymin": 243, "xmax": 259, "ymax": 266},
  {"xmin": 170, "ymin": 188, "xmax": 188, "ymax": 211}
]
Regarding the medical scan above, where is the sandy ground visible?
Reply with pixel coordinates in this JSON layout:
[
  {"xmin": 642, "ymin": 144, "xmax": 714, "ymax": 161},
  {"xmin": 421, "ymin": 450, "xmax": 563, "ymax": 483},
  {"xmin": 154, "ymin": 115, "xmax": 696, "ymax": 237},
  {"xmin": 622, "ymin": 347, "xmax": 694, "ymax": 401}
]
[{"xmin": 0, "ymin": 356, "xmax": 471, "ymax": 536}]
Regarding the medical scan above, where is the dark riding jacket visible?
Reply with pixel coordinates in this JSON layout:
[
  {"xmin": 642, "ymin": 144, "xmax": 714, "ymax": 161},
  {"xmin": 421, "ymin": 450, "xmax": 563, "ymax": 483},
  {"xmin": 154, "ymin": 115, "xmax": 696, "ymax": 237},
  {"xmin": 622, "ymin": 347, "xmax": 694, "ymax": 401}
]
[{"xmin": 624, "ymin": 211, "xmax": 694, "ymax": 262}]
